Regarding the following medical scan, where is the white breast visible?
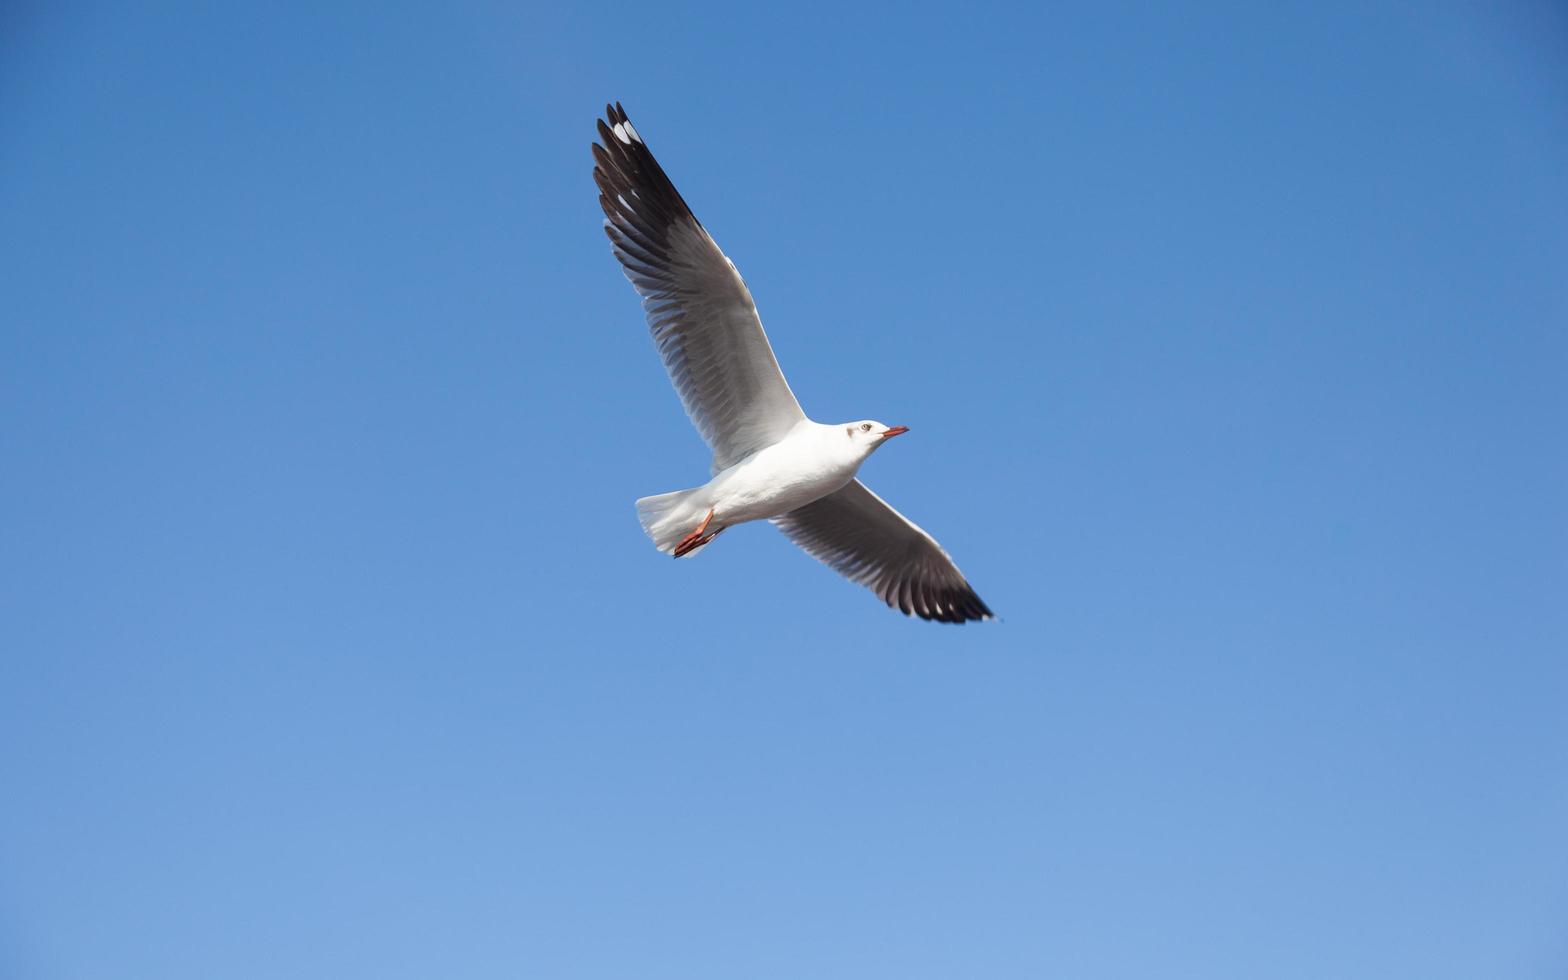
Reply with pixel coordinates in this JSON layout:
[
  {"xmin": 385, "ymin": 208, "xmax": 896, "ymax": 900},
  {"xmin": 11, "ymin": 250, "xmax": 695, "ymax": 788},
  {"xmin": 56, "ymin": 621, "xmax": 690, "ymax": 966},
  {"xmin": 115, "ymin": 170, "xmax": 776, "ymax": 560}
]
[{"xmin": 704, "ymin": 422, "xmax": 859, "ymax": 525}]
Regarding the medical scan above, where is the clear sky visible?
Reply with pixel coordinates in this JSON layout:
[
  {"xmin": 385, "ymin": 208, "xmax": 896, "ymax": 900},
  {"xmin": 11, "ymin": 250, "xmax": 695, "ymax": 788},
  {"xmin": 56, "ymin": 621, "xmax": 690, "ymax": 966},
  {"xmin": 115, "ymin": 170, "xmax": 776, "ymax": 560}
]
[{"xmin": 2, "ymin": 2, "xmax": 1565, "ymax": 978}]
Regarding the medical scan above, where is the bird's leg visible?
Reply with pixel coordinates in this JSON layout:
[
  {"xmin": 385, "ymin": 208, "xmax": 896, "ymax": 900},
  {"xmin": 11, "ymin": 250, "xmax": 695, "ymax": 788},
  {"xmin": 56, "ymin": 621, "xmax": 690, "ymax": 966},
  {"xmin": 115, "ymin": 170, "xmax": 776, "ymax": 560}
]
[{"xmin": 672, "ymin": 509, "xmax": 716, "ymax": 558}]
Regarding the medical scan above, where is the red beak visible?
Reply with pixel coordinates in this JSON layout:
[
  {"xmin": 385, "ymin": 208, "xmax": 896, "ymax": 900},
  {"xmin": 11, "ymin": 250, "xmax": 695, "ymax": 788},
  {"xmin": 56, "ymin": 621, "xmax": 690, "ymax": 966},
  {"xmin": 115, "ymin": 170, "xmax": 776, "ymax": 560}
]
[{"xmin": 880, "ymin": 425, "xmax": 910, "ymax": 439}]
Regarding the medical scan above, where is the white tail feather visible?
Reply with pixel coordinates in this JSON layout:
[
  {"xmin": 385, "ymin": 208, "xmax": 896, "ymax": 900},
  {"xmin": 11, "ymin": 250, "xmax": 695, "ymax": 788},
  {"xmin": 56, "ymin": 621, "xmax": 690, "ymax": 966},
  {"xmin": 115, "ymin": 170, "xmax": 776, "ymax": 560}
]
[{"xmin": 635, "ymin": 487, "xmax": 711, "ymax": 556}]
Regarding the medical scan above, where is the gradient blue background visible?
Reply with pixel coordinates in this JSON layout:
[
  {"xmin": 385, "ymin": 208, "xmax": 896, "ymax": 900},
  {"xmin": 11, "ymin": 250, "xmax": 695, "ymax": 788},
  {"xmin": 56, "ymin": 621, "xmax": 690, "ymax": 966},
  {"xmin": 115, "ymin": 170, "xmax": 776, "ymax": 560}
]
[{"xmin": 3, "ymin": 2, "xmax": 1565, "ymax": 977}]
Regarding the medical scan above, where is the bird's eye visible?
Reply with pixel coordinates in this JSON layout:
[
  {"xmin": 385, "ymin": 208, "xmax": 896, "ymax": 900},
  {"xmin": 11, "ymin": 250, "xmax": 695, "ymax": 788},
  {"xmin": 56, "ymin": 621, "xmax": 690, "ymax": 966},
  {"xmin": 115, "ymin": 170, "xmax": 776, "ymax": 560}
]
[{"xmin": 861, "ymin": 423, "xmax": 872, "ymax": 432}]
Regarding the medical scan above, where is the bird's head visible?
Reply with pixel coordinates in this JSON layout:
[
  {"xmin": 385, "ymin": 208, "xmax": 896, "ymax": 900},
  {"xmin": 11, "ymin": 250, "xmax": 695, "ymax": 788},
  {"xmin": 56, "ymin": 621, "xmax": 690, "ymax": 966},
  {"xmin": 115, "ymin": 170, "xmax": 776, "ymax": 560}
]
[{"xmin": 843, "ymin": 420, "xmax": 909, "ymax": 457}]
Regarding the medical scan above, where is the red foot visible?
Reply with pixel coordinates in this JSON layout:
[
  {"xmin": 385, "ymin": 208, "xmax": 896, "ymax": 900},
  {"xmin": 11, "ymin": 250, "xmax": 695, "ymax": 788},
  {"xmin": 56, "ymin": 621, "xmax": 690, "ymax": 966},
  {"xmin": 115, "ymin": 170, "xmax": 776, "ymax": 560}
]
[{"xmin": 672, "ymin": 508, "xmax": 717, "ymax": 558}]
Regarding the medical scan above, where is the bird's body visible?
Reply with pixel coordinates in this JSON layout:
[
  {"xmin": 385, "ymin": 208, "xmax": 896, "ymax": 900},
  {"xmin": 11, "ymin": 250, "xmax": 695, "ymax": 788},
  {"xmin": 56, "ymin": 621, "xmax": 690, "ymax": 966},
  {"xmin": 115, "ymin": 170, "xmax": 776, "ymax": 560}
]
[
  {"xmin": 594, "ymin": 103, "xmax": 994, "ymax": 622},
  {"xmin": 637, "ymin": 420, "xmax": 881, "ymax": 556}
]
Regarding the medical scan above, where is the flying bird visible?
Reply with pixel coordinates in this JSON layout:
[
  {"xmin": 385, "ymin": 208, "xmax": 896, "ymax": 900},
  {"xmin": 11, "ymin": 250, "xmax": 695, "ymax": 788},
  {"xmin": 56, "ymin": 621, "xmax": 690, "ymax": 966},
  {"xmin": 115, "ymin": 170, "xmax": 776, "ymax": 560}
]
[{"xmin": 593, "ymin": 103, "xmax": 992, "ymax": 623}]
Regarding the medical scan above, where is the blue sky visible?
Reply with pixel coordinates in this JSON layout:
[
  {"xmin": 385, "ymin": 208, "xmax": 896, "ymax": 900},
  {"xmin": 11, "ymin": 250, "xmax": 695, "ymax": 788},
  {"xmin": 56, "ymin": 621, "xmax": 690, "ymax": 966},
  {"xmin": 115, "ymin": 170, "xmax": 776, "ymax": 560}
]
[{"xmin": 2, "ymin": 2, "xmax": 1565, "ymax": 977}]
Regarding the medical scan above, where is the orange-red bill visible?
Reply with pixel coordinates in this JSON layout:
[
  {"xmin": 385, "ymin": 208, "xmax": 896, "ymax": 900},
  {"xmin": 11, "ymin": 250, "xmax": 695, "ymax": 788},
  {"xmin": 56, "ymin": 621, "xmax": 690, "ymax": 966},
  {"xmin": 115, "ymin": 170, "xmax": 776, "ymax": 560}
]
[{"xmin": 881, "ymin": 425, "xmax": 910, "ymax": 439}]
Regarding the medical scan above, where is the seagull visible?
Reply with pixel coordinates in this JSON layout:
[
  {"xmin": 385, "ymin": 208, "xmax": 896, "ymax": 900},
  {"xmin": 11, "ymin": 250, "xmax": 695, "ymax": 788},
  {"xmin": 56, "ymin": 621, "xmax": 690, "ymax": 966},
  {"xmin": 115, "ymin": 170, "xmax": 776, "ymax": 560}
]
[{"xmin": 593, "ymin": 103, "xmax": 993, "ymax": 623}]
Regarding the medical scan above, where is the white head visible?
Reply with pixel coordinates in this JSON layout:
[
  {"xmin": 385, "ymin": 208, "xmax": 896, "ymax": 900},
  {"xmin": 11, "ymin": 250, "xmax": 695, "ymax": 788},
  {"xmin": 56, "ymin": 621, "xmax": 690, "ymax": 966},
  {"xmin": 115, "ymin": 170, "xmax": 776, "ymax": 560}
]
[{"xmin": 841, "ymin": 420, "xmax": 910, "ymax": 459}]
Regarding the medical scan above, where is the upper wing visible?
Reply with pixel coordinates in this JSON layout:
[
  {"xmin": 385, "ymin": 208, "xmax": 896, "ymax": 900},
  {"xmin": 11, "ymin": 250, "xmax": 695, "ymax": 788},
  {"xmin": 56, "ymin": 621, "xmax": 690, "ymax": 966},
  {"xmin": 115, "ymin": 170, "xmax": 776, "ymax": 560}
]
[
  {"xmin": 772, "ymin": 480, "xmax": 994, "ymax": 623},
  {"xmin": 593, "ymin": 103, "xmax": 806, "ymax": 471}
]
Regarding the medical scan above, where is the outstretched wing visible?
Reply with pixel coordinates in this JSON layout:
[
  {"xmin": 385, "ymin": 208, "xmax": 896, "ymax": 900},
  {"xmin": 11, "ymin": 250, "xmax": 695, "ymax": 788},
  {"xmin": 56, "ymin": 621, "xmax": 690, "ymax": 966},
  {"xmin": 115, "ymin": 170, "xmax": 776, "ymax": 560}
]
[
  {"xmin": 772, "ymin": 480, "xmax": 994, "ymax": 623},
  {"xmin": 593, "ymin": 103, "xmax": 806, "ymax": 471}
]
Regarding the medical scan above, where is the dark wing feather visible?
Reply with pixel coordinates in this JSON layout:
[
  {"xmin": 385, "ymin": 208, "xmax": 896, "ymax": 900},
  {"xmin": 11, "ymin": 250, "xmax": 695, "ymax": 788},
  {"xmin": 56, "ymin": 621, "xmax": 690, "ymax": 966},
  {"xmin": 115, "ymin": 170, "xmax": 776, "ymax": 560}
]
[
  {"xmin": 772, "ymin": 480, "xmax": 994, "ymax": 624},
  {"xmin": 593, "ymin": 103, "xmax": 806, "ymax": 471}
]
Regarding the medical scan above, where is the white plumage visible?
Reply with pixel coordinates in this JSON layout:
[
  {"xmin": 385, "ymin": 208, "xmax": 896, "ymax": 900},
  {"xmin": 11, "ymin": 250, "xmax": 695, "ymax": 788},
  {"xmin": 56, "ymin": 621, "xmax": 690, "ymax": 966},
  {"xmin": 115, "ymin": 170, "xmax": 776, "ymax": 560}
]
[{"xmin": 594, "ymin": 103, "xmax": 992, "ymax": 623}]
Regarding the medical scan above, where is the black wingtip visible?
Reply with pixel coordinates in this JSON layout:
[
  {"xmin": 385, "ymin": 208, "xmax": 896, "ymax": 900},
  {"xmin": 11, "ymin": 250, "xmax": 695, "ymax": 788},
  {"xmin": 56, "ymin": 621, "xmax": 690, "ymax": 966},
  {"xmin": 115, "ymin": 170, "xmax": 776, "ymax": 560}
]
[{"xmin": 907, "ymin": 586, "xmax": 994, "ymax": 624}]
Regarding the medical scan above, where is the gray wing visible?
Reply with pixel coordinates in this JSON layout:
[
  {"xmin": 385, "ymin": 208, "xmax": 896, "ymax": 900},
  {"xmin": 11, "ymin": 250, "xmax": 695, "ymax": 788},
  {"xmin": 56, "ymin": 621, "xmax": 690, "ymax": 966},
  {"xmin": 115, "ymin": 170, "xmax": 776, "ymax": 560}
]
[
  {"xmin": 772, "ymin": 480, "xmax": 993, "ymax": 624},
  {"xmin": 593, "ymin": 103, "xmax": 806, "ymax": 471}
]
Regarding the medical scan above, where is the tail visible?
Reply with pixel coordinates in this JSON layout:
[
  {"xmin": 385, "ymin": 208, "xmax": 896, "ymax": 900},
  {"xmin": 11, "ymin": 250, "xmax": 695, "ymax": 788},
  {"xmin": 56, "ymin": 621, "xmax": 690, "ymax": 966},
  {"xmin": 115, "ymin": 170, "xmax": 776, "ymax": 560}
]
[{"xmin": 635, "ymin": 487, "xmax": 713, "ymax": 557}]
